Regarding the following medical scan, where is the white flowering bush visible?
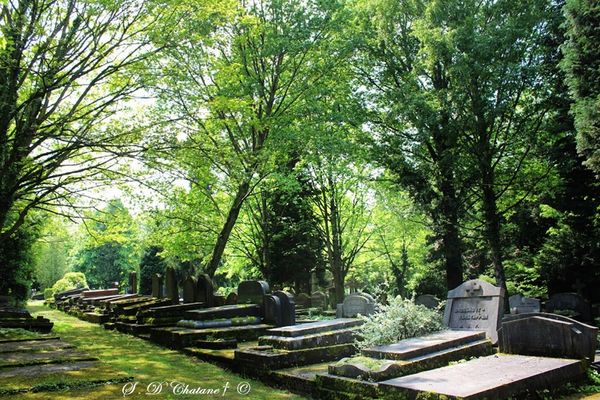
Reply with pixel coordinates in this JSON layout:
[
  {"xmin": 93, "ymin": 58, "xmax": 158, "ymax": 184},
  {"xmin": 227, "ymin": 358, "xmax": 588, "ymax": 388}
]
[{"xmin": 356, "ymin": 296, "xmax": 445, "ymax": 349}]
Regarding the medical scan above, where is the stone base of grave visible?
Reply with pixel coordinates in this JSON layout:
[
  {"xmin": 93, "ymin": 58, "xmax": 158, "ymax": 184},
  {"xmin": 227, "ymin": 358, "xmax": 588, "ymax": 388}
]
[
  {"xmin": 150, "ymin": 324, "xmax": 273, "ymax": 349},
  {"xmin": 378, "ymin": 354, "xmax": 586, "ymax": 400}
]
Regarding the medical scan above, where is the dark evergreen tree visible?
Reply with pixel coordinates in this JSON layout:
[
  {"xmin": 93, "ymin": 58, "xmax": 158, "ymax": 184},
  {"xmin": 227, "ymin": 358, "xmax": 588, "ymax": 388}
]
[{"xmin": 139, "ymin": 247, "xmax": 167, "ymax": 295}]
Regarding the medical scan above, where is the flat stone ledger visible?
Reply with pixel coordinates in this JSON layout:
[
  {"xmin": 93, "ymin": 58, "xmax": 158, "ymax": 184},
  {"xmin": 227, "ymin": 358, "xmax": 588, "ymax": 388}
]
[
  {"xmin": 499, "ymin": 313, "xmax": 598, "ymax": 362},
  {"xmin": 82, "ymin": 289, "xmax": 119, "ymax": 298},
  {"xmin": 268, "ymin": 318, "xmax": 363, "ymax": 337},
  {"xmin": 152, "ymin": 274, "xmax": 164, "ymax": 298},
  {"xmin": 184, "ymin": 304, "xmax": 261, "ymax": 321},
  {"xmin": 362, "ymin": 330, "xmax": 487, "ymax": 360},
  {"xmin": 379, "ymin": 354, "xmax": 586, "ymax": 400},
  {"xmin": 443, "ymin": 279, "xmax": 504, "ymax": 344},
  {"xmin": 509, "ymin": 294, "xmax": 540, "ymax": 314},
  {"xmin": 238, "ymin": 280, "xmax": 270, "ymax": 305}
]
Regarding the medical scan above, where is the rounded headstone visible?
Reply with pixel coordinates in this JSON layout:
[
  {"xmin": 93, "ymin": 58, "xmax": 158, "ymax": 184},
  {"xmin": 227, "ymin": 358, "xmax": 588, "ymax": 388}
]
[
  {"xmin": 273, "ymin": 290, "xmax": 295, "ymax": 326},
  {"xmin": 238, "ymin": 280, "xmax": 270, "ymax": 305}
]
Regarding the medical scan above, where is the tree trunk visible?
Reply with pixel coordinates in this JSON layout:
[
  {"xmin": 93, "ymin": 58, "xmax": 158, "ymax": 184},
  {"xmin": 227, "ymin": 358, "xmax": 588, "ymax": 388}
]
[
  {"xmin": 439, "ymin": 172, "xmax": 463, "ymax": 290},
  {"xmin": 205, "ymin": 180, "xmax": 251, "ymax": 277}
]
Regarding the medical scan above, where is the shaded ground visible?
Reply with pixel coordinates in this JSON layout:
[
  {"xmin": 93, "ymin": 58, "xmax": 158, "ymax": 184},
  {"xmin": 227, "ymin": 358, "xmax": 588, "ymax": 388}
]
[{"xmin": 4, "ymin": 302, "xmax": 306, "ymax": 400}]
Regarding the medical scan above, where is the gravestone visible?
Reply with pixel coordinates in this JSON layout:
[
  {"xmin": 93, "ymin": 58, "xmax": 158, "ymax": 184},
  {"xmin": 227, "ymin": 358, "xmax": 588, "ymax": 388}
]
[
  {"xmin": 182, "ymin": 276, "xmax": 197, "ymax": 304},
  {"xmin": 310, "ymin": 272, "xmax": 319, "ymax": 293},
  {"xmin": 165, "ymin": 267, "xmax": 179, "ymax": 304},
  {"xmin": 311, "ymin": 291, "xmax": 327, "ymax": 310},
  {"xmin": 328, "ymin": 287, "xmax": 337, "ymax": 309},
  {"xmin": 152, "ymin": 274, "xmax": 163, "ymax": 298},
  {"xmin": 263, "ymin": 295, "xmax": 283, "ymax": 326},
  {"xmin": 443, "ymin": 279, "xmax": 505, "ymax": 344},
  {"xmin": 545, "ymin": 292, "xmax": 592, "ymax": 322},
  {"xmin": 337, "ymin": 293, "xmax": 376, "ymax": 318},
  {"xmin": 128, "ymin": 272, "xmax": 137, "ymax": 294},
  {"xmin": 196, "ymin": 274, "xmax": 215, "ymax": 307},
  {"xmin": 415, "ymin": 294, "xmax": 440, "ymax": 309},
  {"xmin": 295, "ymin": 293, "xmax": 311, "ymax": 309},
  {"xmin": 273, "ymin": 290, "xmax": 295, "ymax": 326},
  {"xmin": 499, "ymin": 313, "xmax": 598, "ymax": 362},
  {"xmin": 238, "ymin": 280, "xmax": 270, "ymax": 305},
  {"xmin": 509, "ymin": 294, "xmax": 540, "ymax": 314},
  {"xmin": 225, "ymin": 292, "xmax": 238, "ymax": 305}
]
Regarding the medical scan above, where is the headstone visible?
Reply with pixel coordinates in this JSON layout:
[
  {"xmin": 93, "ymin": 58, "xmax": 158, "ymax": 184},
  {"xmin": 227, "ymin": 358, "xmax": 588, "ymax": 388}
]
[
  {"xmin": 165, "ymin": 267, "xmax": 179, "ymax": 304},
  {"xmin": 310, "ymin": 272, "xmax": 319, "ymax": 293},
  {"xmin": 415, "ymin": 294, "xmax": 440, "ymax": 309},
  {"xmin": 273, "ymin": 291, "xmax": 295, "ymax": 326},
  {"xmin": 263, "ymin": 294, "xmax": 283, "ymax": 326},
  {"xmin": 545, "ymin": 292, "xmax": 592, "ymax": 322},
  {"xmin": 311, "ymin": 291, "xmax": 327, "ymax": 310},
  {"xmin": 499, "ymin": 313, "xmax": 598, "ymax": 362},
  {"xmin": 128, "ymin": 272, "xmax": 137, "ymax": 294},
  {"xmin": 443, "ymin": 279, "xmax": 505, "ymax": 344},
  {"xmin": 295, "ymin": 293, "xmax": 311, "ymax": 309},
  {"xmin": 152, "ymin": 274, "xmax": 163, "ymax": 298},
  {"xmin": 509, "ymin": 294, "xmax": 540, "ymax": 314},
  {"xmin": 213, "ymin": 294, "xmax": 226, "ymax": 306},
  {"xmin": 338, "ymin": 293, "xmax": 376, "ymax": 318},
  {"xmin": 225, "ymin": 291, "xmax": 238, "ymax": 305},
  {"xmin": 182, "ymin": 276, "xmax": 197, "ymax": 304},
  {"xmin": 196, "ymin": 274, "xmax": 215, "ymax": 307},
  {"xmin": 328, "ymin": 287, "xmax": 337, "ymax": 309},
  {"xmin": 237, "ymin": 280, "xmax": 270, "ymax": 305}
]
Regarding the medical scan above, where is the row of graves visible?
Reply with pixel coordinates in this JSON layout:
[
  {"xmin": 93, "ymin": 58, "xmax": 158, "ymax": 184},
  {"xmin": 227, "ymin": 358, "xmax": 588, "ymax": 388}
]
[{"xmin": 50, "ymin": 274, "xmax": 599, "ymax": 399}]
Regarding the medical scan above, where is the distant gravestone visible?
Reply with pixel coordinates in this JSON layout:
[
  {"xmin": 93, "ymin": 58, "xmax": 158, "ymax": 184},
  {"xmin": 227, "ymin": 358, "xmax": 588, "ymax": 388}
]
[
  {"xmin": 338, "ymin": 293, "xmax": 376, "ymax": 318},
  {"xmin": 238, "ymin": 280, "xmax": 270, "ymax": 305},
  {"xmin": 182, "ymin": 276, "xmax": 197, "ymax": 304},
  {"xmin": 152, "ymin": 274, "xmax": 163, "ymax": 298},
  {"xmin": 328, "ymin": 287, "xmax": 337, "ymax": 309},
  {"xmin": 415, "ymin": 294, "xmax": 440, "ymax": 309},
  {"xmin": 273, "ymin": 291, "xmax": 295, "ymax": 326},
  {"xmin": 443, "ymin": 279, "xmax": 505, "ymax": 344},
  {"xmin": 311, "ymin": 291, "xmax": 327, "ymax": 310},
  {"xmin": 545, "ymin": 292, "xmax": 592, "ymax": 322},
  {"xmin": 509, "ymin": 294, "xmax": 541, "ymax": 314},
  {"xmin": 128, "ymin": 272, "xmax": 137, "ymax": 294},
  {"xmin": 295, "ymin": 293, "xmax": 311, "ymax": 309},
  {"xmin": 263, "ymin": 295, "xmax": 283, "ymax": 326},
  {"xmin": 213, "ymin": 295, "xmax": 226, "ymax": 307},
  {"xmin": 499, "ymin": 313, "xmax": 598, "ymax": 362},
  {"xmin": 165, "ymin": 267, "xmax": 179, "ymax": 304},
  {"xmin": 225, "ymin": 292, "xmax": 238, "ymax": 305},
  {"xmin": 196, "ymin": 274, "xmax": 215, "ymax": 307}
]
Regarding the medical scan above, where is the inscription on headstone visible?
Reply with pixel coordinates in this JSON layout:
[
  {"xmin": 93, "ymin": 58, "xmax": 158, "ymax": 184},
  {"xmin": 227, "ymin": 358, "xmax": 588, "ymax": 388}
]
[{"xmin": 443, "ymin": 279, "xmax": 504, "ymax": 344}]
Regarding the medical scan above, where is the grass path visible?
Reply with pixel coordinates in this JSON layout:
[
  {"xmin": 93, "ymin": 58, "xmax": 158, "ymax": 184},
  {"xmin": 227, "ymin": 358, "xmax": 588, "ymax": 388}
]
[{"xmin": 15, "ymin": 302, "xmax": 306, "ymax": 400}]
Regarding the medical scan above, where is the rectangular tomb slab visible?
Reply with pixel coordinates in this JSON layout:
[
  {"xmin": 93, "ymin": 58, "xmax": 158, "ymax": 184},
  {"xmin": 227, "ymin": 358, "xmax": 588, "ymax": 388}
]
[
  {"xmin": 379, "ymin": 354, "xmax": 586, "ymax": 400},
  {"xmin": 184, "ymin": 304, "xmax": 261, "ymax": 321},
  {"xmin": 267, "ymin": 318, "xmax": 363, "ymax": 337},
  {"xmin": 362, "ymin": 330, "xmax": 486, "ymax": 360}
]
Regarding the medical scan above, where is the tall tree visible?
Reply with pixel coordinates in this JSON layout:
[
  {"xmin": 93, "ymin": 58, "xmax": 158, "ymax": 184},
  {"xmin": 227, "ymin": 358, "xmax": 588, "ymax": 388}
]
[
  {"xmin": 561, "ymin": 0, "xmax": 600, "ymax": 174},
  {"xmin": 0, "ymin": 0, "xmax": 157, "ymax": 239}
]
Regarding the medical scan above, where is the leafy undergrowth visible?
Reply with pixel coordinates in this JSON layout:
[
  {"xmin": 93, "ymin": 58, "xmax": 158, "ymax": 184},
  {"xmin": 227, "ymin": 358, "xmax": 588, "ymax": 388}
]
[{"xmin": 15, "ymin": 301, "xmax": 305, "ymax": 400}]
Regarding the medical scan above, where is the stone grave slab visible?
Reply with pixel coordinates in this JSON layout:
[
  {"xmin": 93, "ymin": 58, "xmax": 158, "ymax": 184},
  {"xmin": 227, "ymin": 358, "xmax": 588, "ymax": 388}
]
[
  {"xmin": 238, "ymin": 280, "xmax": 270, "ymax": 305},
  {"xmin": 182, "ymin": 276, "xmax": 197, "ymax": 303},
  {"xmin": 509, "ymin": 294, "xmax": 540, "ymax": 314},
  {"xmin": 268, "ymin": 318, "xmax": 363, "ymax": 337},
  {"xmin": 499, "ymin": 313, "xmax": 598, "ymax": 362},
  {"xmin": 152, "ymin": 274, "xmax": 163, "ymax": 298},
  {"xmin": 273, "ymin": 290, "xmax": 295, "ymax": 326},
  {"xmin": 165, "ymin": 267, "xmax": 179, "ymax": 304},
  {"xmin": 362, "ymin": 330, "xmax": 487, "ymax": 360},
  {"xmin": 82, "ymin": 289, "xmax": 119, "ymax": 298},
  {"xmin": 0, "ymin": 349, "xmax": 96, "ymax": 368},
  {"xmin": 545, "ymin": 292, "xmax": 592, "ymax": 322},
  {"xmin": 0, "ymin": 338, "xmax": 74, "ymax": 353},
  {"xmin": 184, "ymin": 304, "xmax": 261, "ymax": 321},
  {"xmin": 259, "ymin": 328, "xmax": 358, "ymax": 351},
  {"xmin": 443, "ymin": 279, "xmax": 504, "ymax": 344},
  {"xmin": 150, "ymin": 324, "xmax": 272, "ymax": 348},
  {"xmin": 196, "ymin": 274, "xmax": 215, "ymax": 306},
  {"xmin": 379, "ymin": 354, "xmax": 586, "ymax": 400},
  {"xmin": 415, "ymin": 294, "xmax": 440, "ymax": 309}
]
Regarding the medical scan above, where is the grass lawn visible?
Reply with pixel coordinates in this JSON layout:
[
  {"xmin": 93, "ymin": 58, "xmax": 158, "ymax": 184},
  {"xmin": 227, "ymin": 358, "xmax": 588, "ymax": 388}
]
[{"xmin": 11, "ymin": 301, "xmax": 307, "ymax": 400}]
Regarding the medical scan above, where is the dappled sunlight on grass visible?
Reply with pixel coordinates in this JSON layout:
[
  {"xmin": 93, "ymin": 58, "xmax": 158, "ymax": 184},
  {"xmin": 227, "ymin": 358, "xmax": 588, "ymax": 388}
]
[{"xmin": 20, "ymin": 302, "xmax": 305, "ymax": 400}]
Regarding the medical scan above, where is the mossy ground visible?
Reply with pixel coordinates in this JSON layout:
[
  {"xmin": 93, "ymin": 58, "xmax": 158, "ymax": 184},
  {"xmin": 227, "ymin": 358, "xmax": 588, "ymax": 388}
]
[{"xmin": 2, "ymin": 301, "xmax": 307, "ymax": 400}]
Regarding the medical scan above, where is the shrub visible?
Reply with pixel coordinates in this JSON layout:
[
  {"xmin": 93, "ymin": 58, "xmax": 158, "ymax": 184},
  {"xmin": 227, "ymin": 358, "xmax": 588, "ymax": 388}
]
[
  {"xmin": 356, "ymin": 296, "xmax": 444, "ymax": 349},
  {"xmin": 43, "ymin": 288, "xmax": 54, "ymax": 300},
  {"xmin": 47, "ymin": 272, "xmax": 88, "ymax": 298}
]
